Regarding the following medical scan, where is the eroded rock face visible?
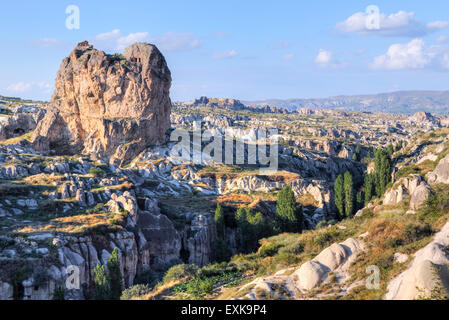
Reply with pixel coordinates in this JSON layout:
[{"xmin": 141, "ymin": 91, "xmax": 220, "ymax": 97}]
[
  {"xmin": 410, "ymin": 183, "xmax": 433, "ymax": 211},
  {"xmin": 32, "ymin": 41, "xmax": 172, "ymax": 165},
  {"xmin": 240, "ymin": 237, "xmax": 363, "ymax": 300},
  {"xmin": 385, "ymin": 220, "xmax": 449, "ymax": 300},
  {"xmin": 427, "ymin": 154, "xmax": 449, "ymax": 185},
  {"xmin": 0, "ymin": 114, "xmax": 36, "ymax": 140}
]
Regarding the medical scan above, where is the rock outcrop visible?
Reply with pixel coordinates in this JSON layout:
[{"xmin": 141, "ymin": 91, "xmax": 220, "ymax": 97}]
[
  {"xmin": 385, "ymin": 220, "xmax": 449, "ymax": 300},
  {"xmin": 383, "ymin": 174, "xmax": 432, "ymax": 211},
  {"xmin": 0, "ymin": 114, "xmax": 36, "ymax": 140},
  {"xmin": 427, "ymin": 154, "xmax": 449, "ymax": 185},
  {"xmin": 239, "ymin": 237, "xmax": 363, "ymax": 300},
  {"xmin": 32, "ymin": 41, "xmax": 172, "ymax": 165}
]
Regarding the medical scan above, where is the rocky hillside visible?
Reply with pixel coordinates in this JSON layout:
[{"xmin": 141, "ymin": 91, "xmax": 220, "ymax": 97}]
[
  {"xmin": 132, "ymin": 127, "xmax": 449, "ymax": 301},
  {"xmin": 1, "ymin": 42, "xmax": 449, "ymax": 301}
]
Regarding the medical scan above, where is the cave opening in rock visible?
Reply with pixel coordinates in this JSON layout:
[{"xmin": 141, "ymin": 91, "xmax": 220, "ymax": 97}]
[
  {"xmin": 180, "ymin": 242, "xmax": 190, "ymax": 263},
  {"xmin": 13, "ymin": 128, "xmax": 25, "ymax": 137}
]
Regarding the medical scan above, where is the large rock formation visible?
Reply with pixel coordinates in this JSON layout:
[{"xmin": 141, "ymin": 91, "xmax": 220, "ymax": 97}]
[
  {"xmin": 32, "ymin": 41, "xmax": 172, "ymax": 165},
  {"xmin": 385, "ymin": 220, "xmax": 449, "ymax": 300}
]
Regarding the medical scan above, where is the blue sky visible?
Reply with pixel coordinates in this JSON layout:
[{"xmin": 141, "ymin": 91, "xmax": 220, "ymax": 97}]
[{"xmin": 1, "ymin": 0, "xmax": 449, "ymax": 102}]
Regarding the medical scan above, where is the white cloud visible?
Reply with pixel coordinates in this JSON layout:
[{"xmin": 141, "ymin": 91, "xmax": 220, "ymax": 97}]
[
  {"xmin": 336, "ymin": 11, "xmax": 449, "ymax": 37},
  {"xmin": 153, "ymin": 32, "xmax": 201, "ymax": 51},
  {"xmin": 443, "ymin": 53, "xmax": 449, "ymax": 69},
  {"xmin": 212, "ymin": 50, "xmax": 238, "ymax": 59},
  {"xmin": 6, "ymin": 81, "xmax": 52, "ymax": 94},
  {"xmin": 315, "ymin": 49, "xmax": 334, "ymax": 67},
  {"xmin": 283, "ymin": 53, "xmax": 294, "ymax": 61},
  {"xmin": 30, "ymin": 38, "xmax": 71, "ymax": 49},
  {"xmin": 371, "ymin": 38, "xmax": 449, "ymax": 70},
  {"xmin": 92, "ymin": 30, "xmax": 201, "ymax": 52},
  {"xmin": 7, "ymin": 82, "xmax": 31, "ymax": 93},
  {"xmin": 93, "ymin": 29, "xmax": 149, "ymax": 51}
]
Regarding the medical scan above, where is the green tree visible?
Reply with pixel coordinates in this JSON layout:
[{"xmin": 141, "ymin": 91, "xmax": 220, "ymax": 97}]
[
  {"xmin": 235, "ymin": 207, "xmax": 251, "ymax": 252},
  {"xmin": 344, "ymin": 171, "xmax": 354, "ymax": 217},
  {"xmin": 387, "ymin": 144, "xmax": 394, "ymax": 157},
  {"xmin": 106, "ymin": 248, "xmax": 123, "ymax": 300},
  {"xmin": 214, "ymin": 203, "xmax": 225, "ymax": 238},
  {"xmin": 373, "ymin": 149, "xmax": 392, "ymax": 197},
  {"xmin": 356, "ymin": 191, "xmax": 363, "ymax": 211},
  {"xmin": 334, "ymin": 174, "xmax": 344, "ymax": 219},
  {"xmin": 276, "ymin": 186, "xmax": 302, "ymax": 233},
  {"xmin": 213, "ymin": 238, "xmax": 232, "ymax": 262},
  {"xmin": 94, "ymin": 264, "xmax": 109, "ymax": 300},
  {"xmin": 380, "ymin": 155, "xmax": 391, "ymax": 196},
  {"xmin": 364, "ymin": 173, "xmax": 374, "ymax": 205}
]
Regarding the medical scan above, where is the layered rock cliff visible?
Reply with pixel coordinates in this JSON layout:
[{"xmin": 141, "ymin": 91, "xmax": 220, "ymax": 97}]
[{"xmin": 32, "ymin": 41, "xmax": 172, "ymax": 165}]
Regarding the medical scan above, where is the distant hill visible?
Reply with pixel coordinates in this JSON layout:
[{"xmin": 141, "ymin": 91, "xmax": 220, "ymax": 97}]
[{"xmin": 243, "ymin": 91, "xmax": 449, "ymax": 115}]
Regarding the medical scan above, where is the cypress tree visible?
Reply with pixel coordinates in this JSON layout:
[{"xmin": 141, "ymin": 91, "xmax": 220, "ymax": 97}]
[
  {"xmin": 94, "ymin": 264, "xmax": 109, "ymax": 300},
  {"xmin": 235, "ymin": 207, "xmax": 250, "ymax": 252},
  {"xmin": 107, "ymin": 248, "xmax": 123, "ymax": 300},
  {"xmin": 387, "ymin": 144, "xmax": 394, "ymax": 157},
  {"xmin": 344, "ymin": 171, "xmax": 354, "ymax": 218},
  {"xmin": 380, "ymin": 155, "xmax": 391, "ymax": 196},
  {"xmin": 276, "ymin": 185, "xmax": 302, "ymax": 233},
  {"xmin": 214, "ymin": 203, "xmax": 225, "ymax": 238},
  {"xmin": 334, "ymin": 174, "xmax": 345, "ymax": 219},
  {"xmin": 364, "ymin": 173, "xmax": 374, "ymax": 205}
]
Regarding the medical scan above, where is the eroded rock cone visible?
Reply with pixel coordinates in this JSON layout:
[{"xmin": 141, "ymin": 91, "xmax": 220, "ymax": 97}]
[{"xmin": 32, "ymin": 41, "xmax": 172, "ymax": 165}]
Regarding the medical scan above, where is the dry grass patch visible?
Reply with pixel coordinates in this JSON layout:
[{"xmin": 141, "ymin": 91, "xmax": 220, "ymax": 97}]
[
  {"xmin": 217, "ymin": 193, "xmax": 253, "ymax": 208},
  {"xmin": 24, "ymin": 173, "xmax": 64, "ymax": 186},
  {"xmin": 15, "ymin": 213, "xmax": 126, "ymax": 235},
  {"xmin": 142, "ymin": 278, "xmax": 188, "ymax": 300},
  {"xmin": 0, "ymin": 131, "xmax": 33, "ymax": 145},
  {"xmin": 298, "ymin": 193, "xmax": 319, "ymax": 207}
]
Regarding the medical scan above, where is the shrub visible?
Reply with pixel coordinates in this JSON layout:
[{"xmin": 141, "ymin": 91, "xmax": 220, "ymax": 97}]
[
  {"xmin": 313, "ymin": 228, "xmax": 341, "ymax": 248},
  {"xmin": 259, "ymin": 243, "xmax": 280, "ymax": 257},
  {"xmin": 120, "ymin": 284, "xmax": 151, "ymax": 300},
  {"xmin": 134, "ymin": 269, "xmax": 159, "ymax": 288},
  {"xmin": 213, "ymin": 239, "xmax": 232, "ymax": 263},
  {"xmin": 52, "ymin": 286, "xmax": 65, "ymax": 300},
  {"xmin": 163, "ymin": 264, "xmax": 198, "ymax": 284},
  {"xmin": 402, "ymin": 223, "xmax": 433, "ymax": 244},
  {"xmin": 278, "ymin": 240, "xmax": 304, "ymax": 255},
  {"xmin": 90, "ymin": 166, "xmax": 106, "ymax": 178}
]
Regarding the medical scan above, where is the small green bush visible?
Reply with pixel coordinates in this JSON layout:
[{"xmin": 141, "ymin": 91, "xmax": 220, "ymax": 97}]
[
  {"xmin": 259, "ymin": 243, "xmax": 280, "ymax": 257},
  {"xmin": 278, "ymin": 240, "xmax": 304, "ymax": 255},
  {"xmin": 120, "ymin": 284, "xmax": 151, "ymax": 300},
  {"xmin": 90, "ymin": 167, "xmax": 106, "ymax": 178},
  {"xmin": 134, "ymin": 268, "xmax": 159, "ymax": 288},
  {"xmin": 163, "ymin": 264, "xmax": 198, "ymax": 284}
]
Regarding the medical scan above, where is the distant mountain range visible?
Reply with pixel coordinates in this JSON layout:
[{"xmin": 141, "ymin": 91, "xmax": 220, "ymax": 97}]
[{"xmin": 243, "ymin": 91, "xmax": 449, "ymax": 115}]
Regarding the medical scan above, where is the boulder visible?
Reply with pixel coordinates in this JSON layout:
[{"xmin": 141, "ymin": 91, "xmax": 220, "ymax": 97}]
[
  {"xmin": 410, "ymin": 183, "xmax": 433, "ymax": 211},
  {"xmin": 293, "ymin": 260, "xmax": 329, "ymax": 291},
  {"xmin": 427, "ymin": 154, "xmax": 449, "ymax": 185},
  {"xmin": 313, "ymin": 243, "xmax": 348, "ymax": 271}
]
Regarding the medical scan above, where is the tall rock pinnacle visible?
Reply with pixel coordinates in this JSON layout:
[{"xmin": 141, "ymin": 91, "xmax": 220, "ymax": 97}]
[{"xmin": 32, "ymin": 41, "xmax": 172, "ymax": 165}]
